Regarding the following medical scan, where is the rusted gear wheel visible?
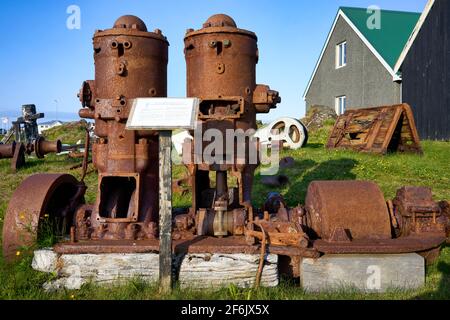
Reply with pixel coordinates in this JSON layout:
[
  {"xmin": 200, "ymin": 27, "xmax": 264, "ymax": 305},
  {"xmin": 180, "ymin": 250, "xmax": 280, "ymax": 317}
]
[{"xmin": 2, "ymin": 174, "xmax": 84, "ymax": 262}]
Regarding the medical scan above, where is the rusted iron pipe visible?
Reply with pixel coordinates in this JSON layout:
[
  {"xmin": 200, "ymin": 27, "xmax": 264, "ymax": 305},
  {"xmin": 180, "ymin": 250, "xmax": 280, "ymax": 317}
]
[
  {"xmin": 0, "ymin": 142, "xmax": 16, "ymax": 159},
  {"xmin": 33, "ymin": 137, "xmax": 62, "ymax": 158}
]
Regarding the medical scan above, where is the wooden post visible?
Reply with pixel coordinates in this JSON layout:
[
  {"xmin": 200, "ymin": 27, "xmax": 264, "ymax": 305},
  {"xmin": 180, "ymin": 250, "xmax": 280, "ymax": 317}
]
[{"xmin": 159, "ymin": 130, "xmax": 173, "ymax": 294}]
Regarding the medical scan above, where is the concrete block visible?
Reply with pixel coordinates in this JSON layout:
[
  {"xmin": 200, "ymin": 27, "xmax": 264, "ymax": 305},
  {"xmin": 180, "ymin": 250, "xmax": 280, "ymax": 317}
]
[
  {"xmin": 32, "ymin": 249, "xmax": 58, "ymax": 273},
  {"xmin": 178, "ymin": 253, "xmax": 279, "ymax": 289},
  {"xmin": 301, "ymin": 253, "xmax": 425, "ymax": 293}
]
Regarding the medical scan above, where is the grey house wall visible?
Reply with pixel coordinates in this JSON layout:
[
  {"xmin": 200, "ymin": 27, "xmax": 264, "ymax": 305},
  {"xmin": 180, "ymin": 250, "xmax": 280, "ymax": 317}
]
[
  {"xmin": 305, "ymin": 16, "xmax": 401, "ymax": 113},
  {"xmin": 401, "ymin": 0, "xmax": 450, "ymax": 141}
]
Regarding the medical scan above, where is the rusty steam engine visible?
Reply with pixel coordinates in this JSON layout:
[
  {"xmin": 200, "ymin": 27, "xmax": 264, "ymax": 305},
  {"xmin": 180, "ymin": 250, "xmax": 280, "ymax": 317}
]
[{"xmin": 2, "ymin": 14, "xmax": 449, "ymax": 282}]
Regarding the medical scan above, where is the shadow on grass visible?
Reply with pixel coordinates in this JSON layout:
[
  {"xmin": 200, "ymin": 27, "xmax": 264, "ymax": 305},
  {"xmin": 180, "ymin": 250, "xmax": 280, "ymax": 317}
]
[
  {"xmin": 303, "ymin": 143, "xmax": 324, "ymax": 149},
  {"xmin": 254, "ymin": 158, "xmax": 358, "ymax": 207},
  {"xmin": 284, "ymin": 158, "xmax": 358, "ymax": 205}
]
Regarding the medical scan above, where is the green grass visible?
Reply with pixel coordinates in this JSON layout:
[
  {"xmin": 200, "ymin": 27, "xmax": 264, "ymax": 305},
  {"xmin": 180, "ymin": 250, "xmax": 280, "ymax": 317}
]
[
  {"xmin": 42, "ymin": 120, "xmax": 89, "ymax": 145},
  {"xmin": 0, "ymin": 124, "xmax": 449, "ymax": 300}
]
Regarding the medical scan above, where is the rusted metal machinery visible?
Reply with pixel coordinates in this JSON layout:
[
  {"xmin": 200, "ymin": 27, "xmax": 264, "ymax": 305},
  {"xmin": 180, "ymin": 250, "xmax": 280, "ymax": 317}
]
[
  {"xmin": 73, "ymin": 15, "xmax": 169, "ymax": 242},
  {"xmin": 181, "ymin": 14, "xmax": 280, "ymax": 238},
  {"xmin": 0, "ymin": 137, "xmax": 61, "ymax": 172},
  {"xmin": 173, "ymin": 15, "xmax": 448, "ymax": 274},
  {"xmin": 0, "ymin": 141, "xmax": 25, "ymax": 172},
  {"xmin": 1, "ymin": 105, "xmax": 44, "ymax": 145},
  {"xmin": 327, "ymin": 104, "xmax": 423, "ymax": 155},
  {"xmin": 3, "ymin": 15, "xmax": 169, "ymax": 260},
  {"xmin": 0, "ymin": 105, "xmax": 61, "ymax": 172},
  {"xmin": 2, "ymin": 15, "xmax": 448, "ymax": 285}
]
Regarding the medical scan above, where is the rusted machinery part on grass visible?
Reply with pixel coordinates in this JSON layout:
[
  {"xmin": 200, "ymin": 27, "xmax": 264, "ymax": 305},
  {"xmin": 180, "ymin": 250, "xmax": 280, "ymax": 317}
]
[
  {"xmin": 263, "ymin": 192, "xmax": 287, "ymax": 215},
  {"xmin": 302, "ymin": 181, "xmax": 448, "ymax": 264},
  {"xmin": 392, "ymin": 187, "xmax": 447, "ymax": 237},
  {"xmin": 183, "ymin": 14, "xmax": 280, "ymax": 238},
  {"xmin": 305, "ymin": 181, "xmax": 392, "ymax": 240},
  {"xmin": 0, "ymin": 141, "xmax": 16, "ymax": 159},
  {"xmin": 2, "ymin": 174, "xmax": 85, "ymax": 262},
  {"xmin": 173, "ymin": 177, "xmax": 191, "ymax": 196},
  {"xmin": 11, "ymin": 142, "xmax": 26, "ymax": 173},
  {"xmin": 279, "ymin": 157, "xmax": 295, "ymax": 169},
  {"xmin": 0, "ymin": 142, "xmax": 26, "ymax": 173},
  {"xmin": 254, "ymin": 118, "xmax": 309, "ymax": 150},
  {"xmin": 26, "ymin": 136, "xmax": 62, "ymax": 158},
  {"xmin": 74, "ymin": 15, "xmax": 169, "ymax": 241},
  {"xmin": 327, "ymin": 104, "xmax": 423, "ymax": 155},
  {"xmin": 438, "ymin": 201, "xmax": 450, "ymax": 242}
]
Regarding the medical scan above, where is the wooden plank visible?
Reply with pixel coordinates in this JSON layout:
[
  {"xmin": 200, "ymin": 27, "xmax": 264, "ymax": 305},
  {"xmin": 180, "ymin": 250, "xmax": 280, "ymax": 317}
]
[
  {"xmin": 381, "ymin": 107, "xmax": 403, "ymax": 152},
  {"xmin": 178, "ymin": 253, "xmax": 279, "ymax": 289},
  {"xmin": 159, "ymin": 130, "xmax": 173, "ymax": 294},
  {"xmin": 301, "ymin": 253, "xmax": 425, "ymax": 293}
]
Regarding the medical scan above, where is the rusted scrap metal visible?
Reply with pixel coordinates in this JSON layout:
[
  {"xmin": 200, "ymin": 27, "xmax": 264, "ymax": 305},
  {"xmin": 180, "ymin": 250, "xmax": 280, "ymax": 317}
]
[
  {"xmin": 2, "ymin": 14, "xmax": 448, "ymax": 282},
  {"xmin": 1, "ymin": 105, "xmax": 44, "ymax": 144},
  {"xmin": 300, "ymin": 181, "xmax": 447, "ymax": 264},
  {"xmin": 326, "ymin": 103, "xmax": 423, "ymax": 155},
  {"xmin": 74, "ymin": 15, "xmax": 169, "ymax": 242},
  {"xmin": 0, "ymin": 141, "xmax": 26, "ymax": 172},
  {"xmin": 438, "ymin": 201, "xmax": 450, "ymax": 243},
  {"xmin": 2, "ymin": 15, "xmax": 169, "ymax": 260},
  {"xmin": 0, "ymin": 136, "xmax": 59, "ymax": 172},
  {"xmin": 182, "ymin": 14, "xmax": 280, "ymax": 238},
  {"xmin": 279, "ymin": 157, "xmax": 295, "ymax": 169},
  {"xmin": 173, "ymin": 177, "xmax": 190, "ymax": 196}
]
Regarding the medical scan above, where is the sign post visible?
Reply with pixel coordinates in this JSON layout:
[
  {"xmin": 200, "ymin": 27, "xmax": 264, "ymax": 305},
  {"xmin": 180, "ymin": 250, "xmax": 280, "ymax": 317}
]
[
  {"xmin": 158, "ymin": 130, "xmax": 172, "ymax": 294},
  {"xmin": 126, "ymin": 98, "xmax": 199, "ymax": 294}
]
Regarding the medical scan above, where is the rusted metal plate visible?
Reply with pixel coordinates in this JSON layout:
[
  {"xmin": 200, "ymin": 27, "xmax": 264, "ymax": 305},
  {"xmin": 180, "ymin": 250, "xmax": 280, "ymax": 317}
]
[
  {"xmin": 2, "ymin": 174, "xmax": 83, "ymax": 261},
  {"xmin": 54, "ymin": 236, "xmax": 320, "ymax": 258},
  {"xmin": 55, "ymin": 237, "xmax": 259, "ymax": 255},
  {"xmin": 313, "ymin": 236, "xmax": 445, "ymax": 254},
  {"xmin": 327, "ymin": 104, "xmax": 423, "ymax": 155}
]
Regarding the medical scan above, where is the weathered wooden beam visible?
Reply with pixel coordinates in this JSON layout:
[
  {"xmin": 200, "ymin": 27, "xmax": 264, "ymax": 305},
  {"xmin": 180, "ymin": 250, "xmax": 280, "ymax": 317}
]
[{"xmin": 159, "ymin": 130, "xmax": 173, "ymax": 294}]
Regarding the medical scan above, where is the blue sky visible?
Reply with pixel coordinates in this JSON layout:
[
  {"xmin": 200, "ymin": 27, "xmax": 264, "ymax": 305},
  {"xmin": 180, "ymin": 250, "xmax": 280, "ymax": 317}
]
[{"xmin": 0, "ymin": 0, "xmax": 427, "ymax": 124}]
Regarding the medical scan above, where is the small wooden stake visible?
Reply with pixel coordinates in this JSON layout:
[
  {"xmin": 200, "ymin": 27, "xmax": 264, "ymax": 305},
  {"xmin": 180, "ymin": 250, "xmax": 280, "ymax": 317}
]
[{"xmin": 159, "ymin": 130, "xmax": 173, "ymax": 294}]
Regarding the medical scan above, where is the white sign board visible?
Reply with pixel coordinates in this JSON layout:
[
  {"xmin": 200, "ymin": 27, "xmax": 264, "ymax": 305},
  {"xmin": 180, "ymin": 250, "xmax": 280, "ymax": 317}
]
[{"xmin": 126, "ymin": 98, "xmax": 199, "ymax": 130}]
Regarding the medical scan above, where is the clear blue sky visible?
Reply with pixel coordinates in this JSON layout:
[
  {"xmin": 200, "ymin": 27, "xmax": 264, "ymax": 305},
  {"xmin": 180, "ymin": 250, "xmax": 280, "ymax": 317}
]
[{"xmin": 0, "ymin": 0, "xmax": 427, "ymax": 124}]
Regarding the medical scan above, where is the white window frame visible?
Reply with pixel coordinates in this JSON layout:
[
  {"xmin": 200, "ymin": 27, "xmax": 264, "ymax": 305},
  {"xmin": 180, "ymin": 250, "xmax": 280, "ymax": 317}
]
[
  {"xmin": 335, "ymin": 96, "xmax": 347, "ymax": 115},
  {"xmin": 336, "ymin": 41, "xmax": 347, "ymax": 69}
]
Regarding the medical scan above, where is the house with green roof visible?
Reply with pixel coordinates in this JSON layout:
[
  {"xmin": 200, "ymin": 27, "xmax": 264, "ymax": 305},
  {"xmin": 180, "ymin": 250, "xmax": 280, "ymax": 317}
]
[{"xmin": 303, "ymin": 7, "xmax": 420, "ymax": 115}]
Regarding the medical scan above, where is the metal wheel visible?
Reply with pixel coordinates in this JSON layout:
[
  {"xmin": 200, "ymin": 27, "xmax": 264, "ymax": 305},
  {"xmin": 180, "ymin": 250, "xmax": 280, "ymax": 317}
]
[{"xmin": 2, "ymin": 174, "xmax": 84, "ymax": 262}]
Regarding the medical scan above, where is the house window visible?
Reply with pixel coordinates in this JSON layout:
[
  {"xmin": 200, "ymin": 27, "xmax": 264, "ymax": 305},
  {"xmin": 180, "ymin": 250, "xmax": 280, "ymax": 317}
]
[
  {"xmin": 336, "ymin": 41, "xmax": 347, "ymax": 68},
  {"xmin": 335, "ymin": 96, "xmax": 347, "ymax": 115}
]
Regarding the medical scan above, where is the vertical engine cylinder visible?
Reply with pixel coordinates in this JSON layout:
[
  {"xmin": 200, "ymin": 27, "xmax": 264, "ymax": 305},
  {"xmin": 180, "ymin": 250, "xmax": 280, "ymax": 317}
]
[
  {"xmin": 184, "ymin": 14, "xmax": 280, "ymax": 236},
  {"xmin": 78, "ymin": 15, "xmax": 169, "ymax": 240}
]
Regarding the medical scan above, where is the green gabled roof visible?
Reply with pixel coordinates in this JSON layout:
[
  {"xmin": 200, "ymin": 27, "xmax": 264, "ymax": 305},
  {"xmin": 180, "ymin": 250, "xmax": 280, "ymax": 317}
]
[{"xmin": 340, "ymin": 7, "xmax": 421, "ymax": 68}]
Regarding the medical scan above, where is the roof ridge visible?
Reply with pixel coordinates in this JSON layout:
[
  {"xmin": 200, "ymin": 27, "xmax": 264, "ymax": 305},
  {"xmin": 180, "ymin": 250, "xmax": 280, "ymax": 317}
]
[{"xmin": 339, "ymin": 6, "xmax": 421, "ymax": 15}]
